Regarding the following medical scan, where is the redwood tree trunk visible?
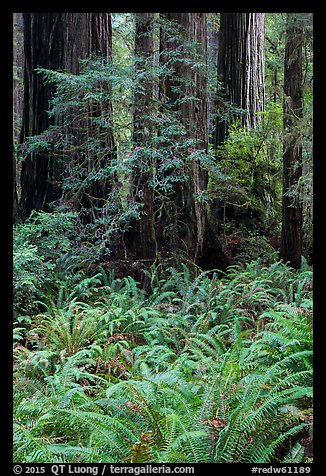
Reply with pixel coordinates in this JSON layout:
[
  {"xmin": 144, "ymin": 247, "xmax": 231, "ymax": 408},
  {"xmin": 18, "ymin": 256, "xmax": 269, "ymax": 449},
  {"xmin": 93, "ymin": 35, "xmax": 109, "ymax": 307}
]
[
  {"xmin": 60, "ymin": 13, "xmax": 115, "ymax": 208},
  {"xmin": 13, "ymin": 12, "xmax": 24, "ymax": 223},
  {"xmin": 280, "ymin": 14, "xmax": 304, "ymax": 269},
  {"xmin": 216, "ymin": 13, "xmax": 265, "ymax": 145},
  {"xmin": 61, "ymin": 13, "xmax": 112, "ymax": 74},
  {"xmin": 126, "ymin": 13, "xmax": 156, "ymax": 260},
  {"xmin": 19, "ymin": 13, "xmax": 115, "ymax": 218},
  {"xmin": 20, "ymin": 13, "xmax": 64, "ymax": 218},
  {"xmin": 207, "ymin": 14, "xmax": 219, "ymax": 149},
  {"xmin": 159, "ymin": 13, "xmax": 208, "ymax": 263}
]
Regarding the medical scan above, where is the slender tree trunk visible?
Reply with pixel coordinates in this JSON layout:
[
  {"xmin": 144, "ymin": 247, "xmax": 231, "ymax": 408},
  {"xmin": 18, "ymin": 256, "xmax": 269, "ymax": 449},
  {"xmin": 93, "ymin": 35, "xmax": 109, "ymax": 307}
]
[
  {"xmin": 280, "ymin": 14, "xmax": 304, "ymax": 269},
  {"xmin": 127, "ymin": 13, "xmax": 156, "ymax": 260},
  {"xmin": 159, "ymin": 13, "xmax": 208, "ymax": 263},
  {"xmin": 216, "ymin": 13, "xmax": 265, "ymax": 145}
]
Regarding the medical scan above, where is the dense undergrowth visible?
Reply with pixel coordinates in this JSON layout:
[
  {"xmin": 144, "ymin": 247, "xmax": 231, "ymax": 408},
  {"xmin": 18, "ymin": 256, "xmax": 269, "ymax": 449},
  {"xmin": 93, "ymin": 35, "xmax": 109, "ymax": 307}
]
[{"xmin": 13, "ymin": 213, "xmax": 313, "ymax": 463}]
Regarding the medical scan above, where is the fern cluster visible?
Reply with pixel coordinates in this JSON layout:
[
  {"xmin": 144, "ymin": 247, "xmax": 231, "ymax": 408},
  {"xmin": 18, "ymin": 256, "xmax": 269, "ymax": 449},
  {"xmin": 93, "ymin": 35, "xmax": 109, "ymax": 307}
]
[{"xmin": 14, "ymin": 259, "xmax": 313, "ymax": 463}]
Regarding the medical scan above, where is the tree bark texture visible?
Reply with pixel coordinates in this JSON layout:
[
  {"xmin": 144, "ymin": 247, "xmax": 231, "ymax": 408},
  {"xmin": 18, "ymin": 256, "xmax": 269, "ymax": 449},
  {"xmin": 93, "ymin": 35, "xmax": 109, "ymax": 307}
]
[
  {"xmin": 127, "ymin": 13, "xmax": 156, "ymax": 260},
  {"xmin": 159, "ymin": 13, "xmax": 208, "ymax": 263},
  {"xmin": 20, "ymin": 13, "xmax": 64, "ymax": 218},
  {"xmin": 60, "ymin": 13, "xmax": 115, "ymax": 209},
  {"xmin": 13, "ymin": 13, "xmax": 24, "ymax": 222},
  {"xmin": 13, "ymin": 13, "xmax": 24, "ymax": 143},
  {"xmin": 61, "ymin": 13, "xmax": 112, "ymax": 74},
  {"xmin": 280, "ymin": 14, "xmax": 304, "ymax": 269},
  {"xmin": 216, "ymin": 13, "xmax": 265, "ymax": 145},
  {"xmin": 19, "ymin": 13, "xmax": 115, "ymax": 218},
  {"xmin": 207, "ymin": 14, "xmax": 219, "ymax": 148}
]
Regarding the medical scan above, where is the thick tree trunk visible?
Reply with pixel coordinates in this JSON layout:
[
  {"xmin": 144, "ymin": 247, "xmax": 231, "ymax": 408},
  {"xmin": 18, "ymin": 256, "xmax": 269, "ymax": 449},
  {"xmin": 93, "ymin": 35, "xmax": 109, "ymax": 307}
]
[
  {"xmin": 19, "ymin": 13, "xmax": 115, "ymax": 218},
  {"xmin": 13, "ymin": 13, "xmax": 24, "ymax": 143},
  {"xmin": 207, "ymin": 14, "xmax": 219, "ymax": 149},
  {"xmin": 159, "ymin": 13, "xmax": 208, "ymax": 263},
  {"xmin": 127, "ymin": 13, "xmax": 156, "ymax": 260},
  {"xmin": 19, "ymin": 13, "xmax": 64, "ymax": 218},
  {"xmin": 216, "ymin": 13, "xmax": 265, "ymax": 145},
  {"xmin": 280, "ymin": 14, "xmax": 304, "ymax": 269},
  {"xmin": 61, "ymin": 13, "xmax": 112, "ymax": 74},
  {"xmin": 13, "ymin": 13, "xmax": 24, "ymax": 223},
  {"xmin": 60, "ymin": 13, "xmax": 115, "ymax": 208},
  {"xmin": 13, "ymin": 144, "xmax": 21, "ymax": 223}
]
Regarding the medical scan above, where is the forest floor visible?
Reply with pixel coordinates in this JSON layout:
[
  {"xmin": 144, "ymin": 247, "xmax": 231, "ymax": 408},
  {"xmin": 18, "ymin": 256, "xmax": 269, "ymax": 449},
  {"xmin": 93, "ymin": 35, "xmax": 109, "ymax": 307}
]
[{"xmin": 13, "ymin": 224, "xmax": 313, "ymax": 463}]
